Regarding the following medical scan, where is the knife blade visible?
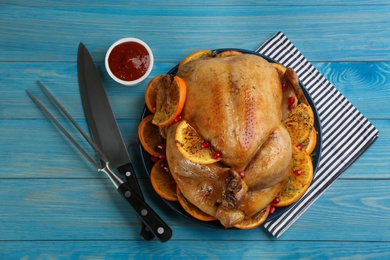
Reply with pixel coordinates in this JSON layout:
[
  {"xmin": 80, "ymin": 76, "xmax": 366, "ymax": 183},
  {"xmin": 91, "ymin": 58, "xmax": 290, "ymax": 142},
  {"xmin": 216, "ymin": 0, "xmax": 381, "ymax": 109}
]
[{"xmin": 77, "ymin": 42, "xmax": 171, "ymax": 242}]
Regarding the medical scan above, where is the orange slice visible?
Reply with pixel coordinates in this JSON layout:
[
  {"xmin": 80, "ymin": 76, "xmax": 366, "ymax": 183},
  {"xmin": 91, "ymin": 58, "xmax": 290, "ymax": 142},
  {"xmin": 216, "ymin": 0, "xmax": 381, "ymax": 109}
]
[
  {"xmin": 303, "ymin": 129, "xmax": 317, "ymax": 155},
  {"xmin": 216, "ymin": 50, "xmax": 243, "ymax": 57},
  {"xmin": 145, "ymin": 74, "xmax": 167, "ymax": 113},
  {"xmin": 150, "ymin": 159, "xmax": 178, "ymax": 201},
  {"xmin": 234, "ymin": 205, "xmax": 271, "ymax": 229},
  {"xmin": 152, "ymin": 75, "xmax": 187, "ymax": 127},
  {"xmin": 175, "ymin": 120, "xmax": 222, "ymax": 165},
  {"xmin": 138, "ymin": 114, "xmax": 165, "ymax": 157},
  {"xmin": 283, "ymin": 103, "xmax": 315, "ymax": 147},
  {"xmin": 176, "ymin": 186, "xmax": 217, "ymax": 221},
  {"xmin": 178, "ymin": 50, "xmax": 213, "ymax": 69},
  {"xmin": 274, "ymin": 149, "xmax": 314, "ymax": 207}
]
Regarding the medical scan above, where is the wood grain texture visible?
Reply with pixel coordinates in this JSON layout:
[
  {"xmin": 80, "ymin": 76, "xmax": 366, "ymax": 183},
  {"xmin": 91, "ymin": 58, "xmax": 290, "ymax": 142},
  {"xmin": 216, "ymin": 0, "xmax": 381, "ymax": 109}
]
[
  {"xmin": 5, "ymin": 0, "xmax": 390, "ymax": 6},
  {"xmin": 1, "ymin": 179, "xmax": 389, "ymax": 241},
  {"xmin": 1, "ymin": 241, "xmax": 390, "ymax": 259},
  {"xmin": 0, "ymin": 5, "xmax": 389, "ymax": 62},
  {"xmin": 0, "ymin": 0, "xmax": 389, "ymax": 258}
]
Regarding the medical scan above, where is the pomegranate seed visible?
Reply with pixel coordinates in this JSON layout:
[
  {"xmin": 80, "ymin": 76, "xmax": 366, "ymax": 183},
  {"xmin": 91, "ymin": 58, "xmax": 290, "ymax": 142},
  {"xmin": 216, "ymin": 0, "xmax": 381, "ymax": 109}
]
[
  {"xmin": 157, "ymin": 142, "xmax": 165, "ymax": 150},
  {"xmin": 239, "ymin": 171, "xmax": 245, "ymax": 179},
  {"xmin": 288, "ymin": 97, "xmax": 295, "ymax": 110},
  {"xmin": 170, "ymin": 179, "xmax": 176, "ymax": 186},
  {"xmin": 282, "ymin": 83, "xmax": 287, "ymax": 91},
  {"xmin": 201, "ymin": 141, "xmax": 211, "ymax": 149},
  {"xmin": 152, "ymin": 105, "xmax": 156, "ymax": 112},
  {"xmin": 160, "ymin": 160, "xmax": 168, "ymax": 168},
  {"xmin": 270, "ymin": 206, "xmax": 276, "ymax": 214},
  {"xmin": 294, "ymin": 170, "xmax": 302, "ymax": 176},
  {"xmin": 158, "ymin": 153, "xmax": 166, "ymax": 159},
  {"xmin": 213, "ymin": 151, "xmax": 222, "ymax": 159},
  {"xmin": 163, "ymin": 166, "xmax": 170, "ymax": 173},
  {"xmin": 296, "ymin": 144, "xmax": 303, "ymax": 150},
  {"xmin": 151, "ymin": 156, "xmax": 159, "ymax": 163},
  {"xmin": 272, "ymin": 197, "xmax": 280, "ymax": 205},
  {"xmin": 174, "ymin": 114, "xmax": 182, "ymax": 122}
]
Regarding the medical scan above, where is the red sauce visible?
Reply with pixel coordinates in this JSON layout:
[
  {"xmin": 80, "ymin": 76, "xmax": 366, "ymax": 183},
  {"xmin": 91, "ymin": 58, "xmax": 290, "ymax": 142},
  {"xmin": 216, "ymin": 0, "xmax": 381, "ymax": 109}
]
[{"xmin": 108, "ymin": 41, "xmax": 150, "ymax": 81}]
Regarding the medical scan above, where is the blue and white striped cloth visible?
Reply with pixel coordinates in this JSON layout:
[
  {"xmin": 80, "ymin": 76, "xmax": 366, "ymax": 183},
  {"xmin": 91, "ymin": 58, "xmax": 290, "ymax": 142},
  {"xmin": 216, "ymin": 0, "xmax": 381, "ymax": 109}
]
[{"xmin": 257, "ymin": 32, "xmax": 379, "ymax": 238}]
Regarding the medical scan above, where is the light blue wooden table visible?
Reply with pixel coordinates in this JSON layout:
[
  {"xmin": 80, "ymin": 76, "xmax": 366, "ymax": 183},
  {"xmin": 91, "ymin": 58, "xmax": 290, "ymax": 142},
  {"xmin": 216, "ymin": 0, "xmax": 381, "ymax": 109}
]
[{"xmin": 1, "ymin": 1, "xmax": 389, "ymax": 258}]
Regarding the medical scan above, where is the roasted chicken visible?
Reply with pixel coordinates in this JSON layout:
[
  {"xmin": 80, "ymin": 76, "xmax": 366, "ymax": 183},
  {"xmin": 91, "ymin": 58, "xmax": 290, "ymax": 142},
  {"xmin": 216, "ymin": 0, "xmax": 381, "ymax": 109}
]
[{"xmin": 165, "ymin": 53, "xmax": 292, "ymax": 227}]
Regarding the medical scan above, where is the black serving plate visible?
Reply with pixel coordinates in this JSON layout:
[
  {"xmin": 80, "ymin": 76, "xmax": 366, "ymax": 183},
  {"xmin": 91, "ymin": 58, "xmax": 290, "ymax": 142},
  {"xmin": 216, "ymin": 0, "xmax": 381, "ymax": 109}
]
[{"xmin": 139, "ymin": 48, "xmax": 322, "ymax": 228}]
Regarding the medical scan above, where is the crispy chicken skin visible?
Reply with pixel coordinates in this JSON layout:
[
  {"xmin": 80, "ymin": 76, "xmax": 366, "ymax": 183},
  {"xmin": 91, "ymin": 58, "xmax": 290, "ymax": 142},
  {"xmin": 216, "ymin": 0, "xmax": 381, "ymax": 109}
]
[{"xmin": 166, "ymin": 54, "xmax": 292, "ymax": 227}]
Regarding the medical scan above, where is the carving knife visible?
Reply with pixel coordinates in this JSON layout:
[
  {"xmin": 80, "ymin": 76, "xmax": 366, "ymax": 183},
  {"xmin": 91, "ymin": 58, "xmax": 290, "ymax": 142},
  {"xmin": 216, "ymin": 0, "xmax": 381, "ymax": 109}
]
[{"xmin": 77, "ymin": 42, "xmax": 171, "ymax": 242}]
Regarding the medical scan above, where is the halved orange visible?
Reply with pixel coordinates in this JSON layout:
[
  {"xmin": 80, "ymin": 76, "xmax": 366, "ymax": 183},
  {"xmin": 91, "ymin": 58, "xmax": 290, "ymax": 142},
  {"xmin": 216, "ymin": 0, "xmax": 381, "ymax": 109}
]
[
  {"xmin": 176, "ymin": 186, "xmax": 217, "ymax": 221},
  {"xmin": 145, "ymin": 74, "xmax": 168, "ymax": 113},
  {"xmin": 216, "ymin": 50, "xmax": 243, "ymax": 57},
  {"xmin": 152, "ymin": 75, "xmax": 187, "ymax": 127},
  {"xmin": 150, "ymin": 159, "xmax": 178, "ymax": 201},
  {"xmin": 234, "ymin": 205, "xmax": 271, "ymax": 229},
  {"xmin": 175, "ymin": 120, "xmax": 222, "ymax": 165},
  {"xmin": 283, "ymin": 103, "xmax": 314, "ymax": 147},
  {"xmin": 274, "ymin": 149, "xmax": 314, "ymax": 207},
  {"xmin": 138, "ymin": 114, "xmax": 165, "ymax": 157},
  {"xmin": 178, "ymin": 50, "xmax": 213, "ymax": 69}
]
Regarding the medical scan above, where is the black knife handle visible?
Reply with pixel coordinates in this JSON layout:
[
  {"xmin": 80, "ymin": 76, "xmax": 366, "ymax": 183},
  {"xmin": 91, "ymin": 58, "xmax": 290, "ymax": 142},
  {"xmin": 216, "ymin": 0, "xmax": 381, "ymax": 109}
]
[
  {"xmin": 117, "ymin": 163, "xmax": 155, "ymax": 241},
  {"xmin": 117, "ymin": 163, "xmax": 144, "ymax": 199},
  {"xmin": 117, "ymin": 182, "xmax": 172, "ymax": 242}
]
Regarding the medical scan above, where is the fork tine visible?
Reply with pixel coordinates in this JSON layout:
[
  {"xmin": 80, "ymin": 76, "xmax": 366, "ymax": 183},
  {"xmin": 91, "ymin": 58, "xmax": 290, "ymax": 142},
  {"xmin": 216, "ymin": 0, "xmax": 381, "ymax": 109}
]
[
  {"xmin": 36, "ymin": 80, "xmax": 109, "ymax": 164},
  {"xmin": 26, "ymin": 89, "xmax": 101, "ymax": 170}
]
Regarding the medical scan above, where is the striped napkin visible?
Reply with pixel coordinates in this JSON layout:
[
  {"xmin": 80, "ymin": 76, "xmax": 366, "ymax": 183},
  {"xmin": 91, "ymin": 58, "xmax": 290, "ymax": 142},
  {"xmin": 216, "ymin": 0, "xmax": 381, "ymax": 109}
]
[{"xmin": 257, "ymin": 32, "xmax": 379, "ymax": 238}]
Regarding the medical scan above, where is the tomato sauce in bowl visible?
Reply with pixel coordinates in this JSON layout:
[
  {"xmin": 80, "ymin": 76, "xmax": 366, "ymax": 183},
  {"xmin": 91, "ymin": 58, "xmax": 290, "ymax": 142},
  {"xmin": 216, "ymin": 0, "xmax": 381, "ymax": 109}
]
[{"xmin": 105, "ymin": 38, "xmax": 154, "ymax": 86}]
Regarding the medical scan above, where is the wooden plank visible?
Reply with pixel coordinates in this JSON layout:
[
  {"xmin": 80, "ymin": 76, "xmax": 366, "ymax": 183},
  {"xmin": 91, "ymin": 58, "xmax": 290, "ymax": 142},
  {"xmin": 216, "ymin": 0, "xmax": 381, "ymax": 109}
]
[
  {"xmin": 1, "ymin": 5, "xmax": 389, "ymax": 62},
  {"xmin": 0, "ymin": 119, "xmax": 388, "ymax": 179},
  {"xmin": 0, "ymin": 119, "xmax": 143, "ymax": 179},
  {"xmin": 0, "ymin": 61, "xmax": 173, "ymax": 120},
  {"xmin": 341, "ymin": 120, "xmax": 389, "ymax": 179},
  {"xmin": 316, "ymin": 62, "xmax": 390, "ymax": 119},
  {"xmin": 1, "ymin": 241, "xmax": 390, "ymax": 259},
  {"xmin": 4, "ymin": 0, "xmax": 390, "ymax": 7},
  {"xmin": 1, "ymin": 62, "xmax": 389, "ymax": 120},
  {"xmin": 0, "ymin": 179, "xmax": 389, "ymax": 241}
]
